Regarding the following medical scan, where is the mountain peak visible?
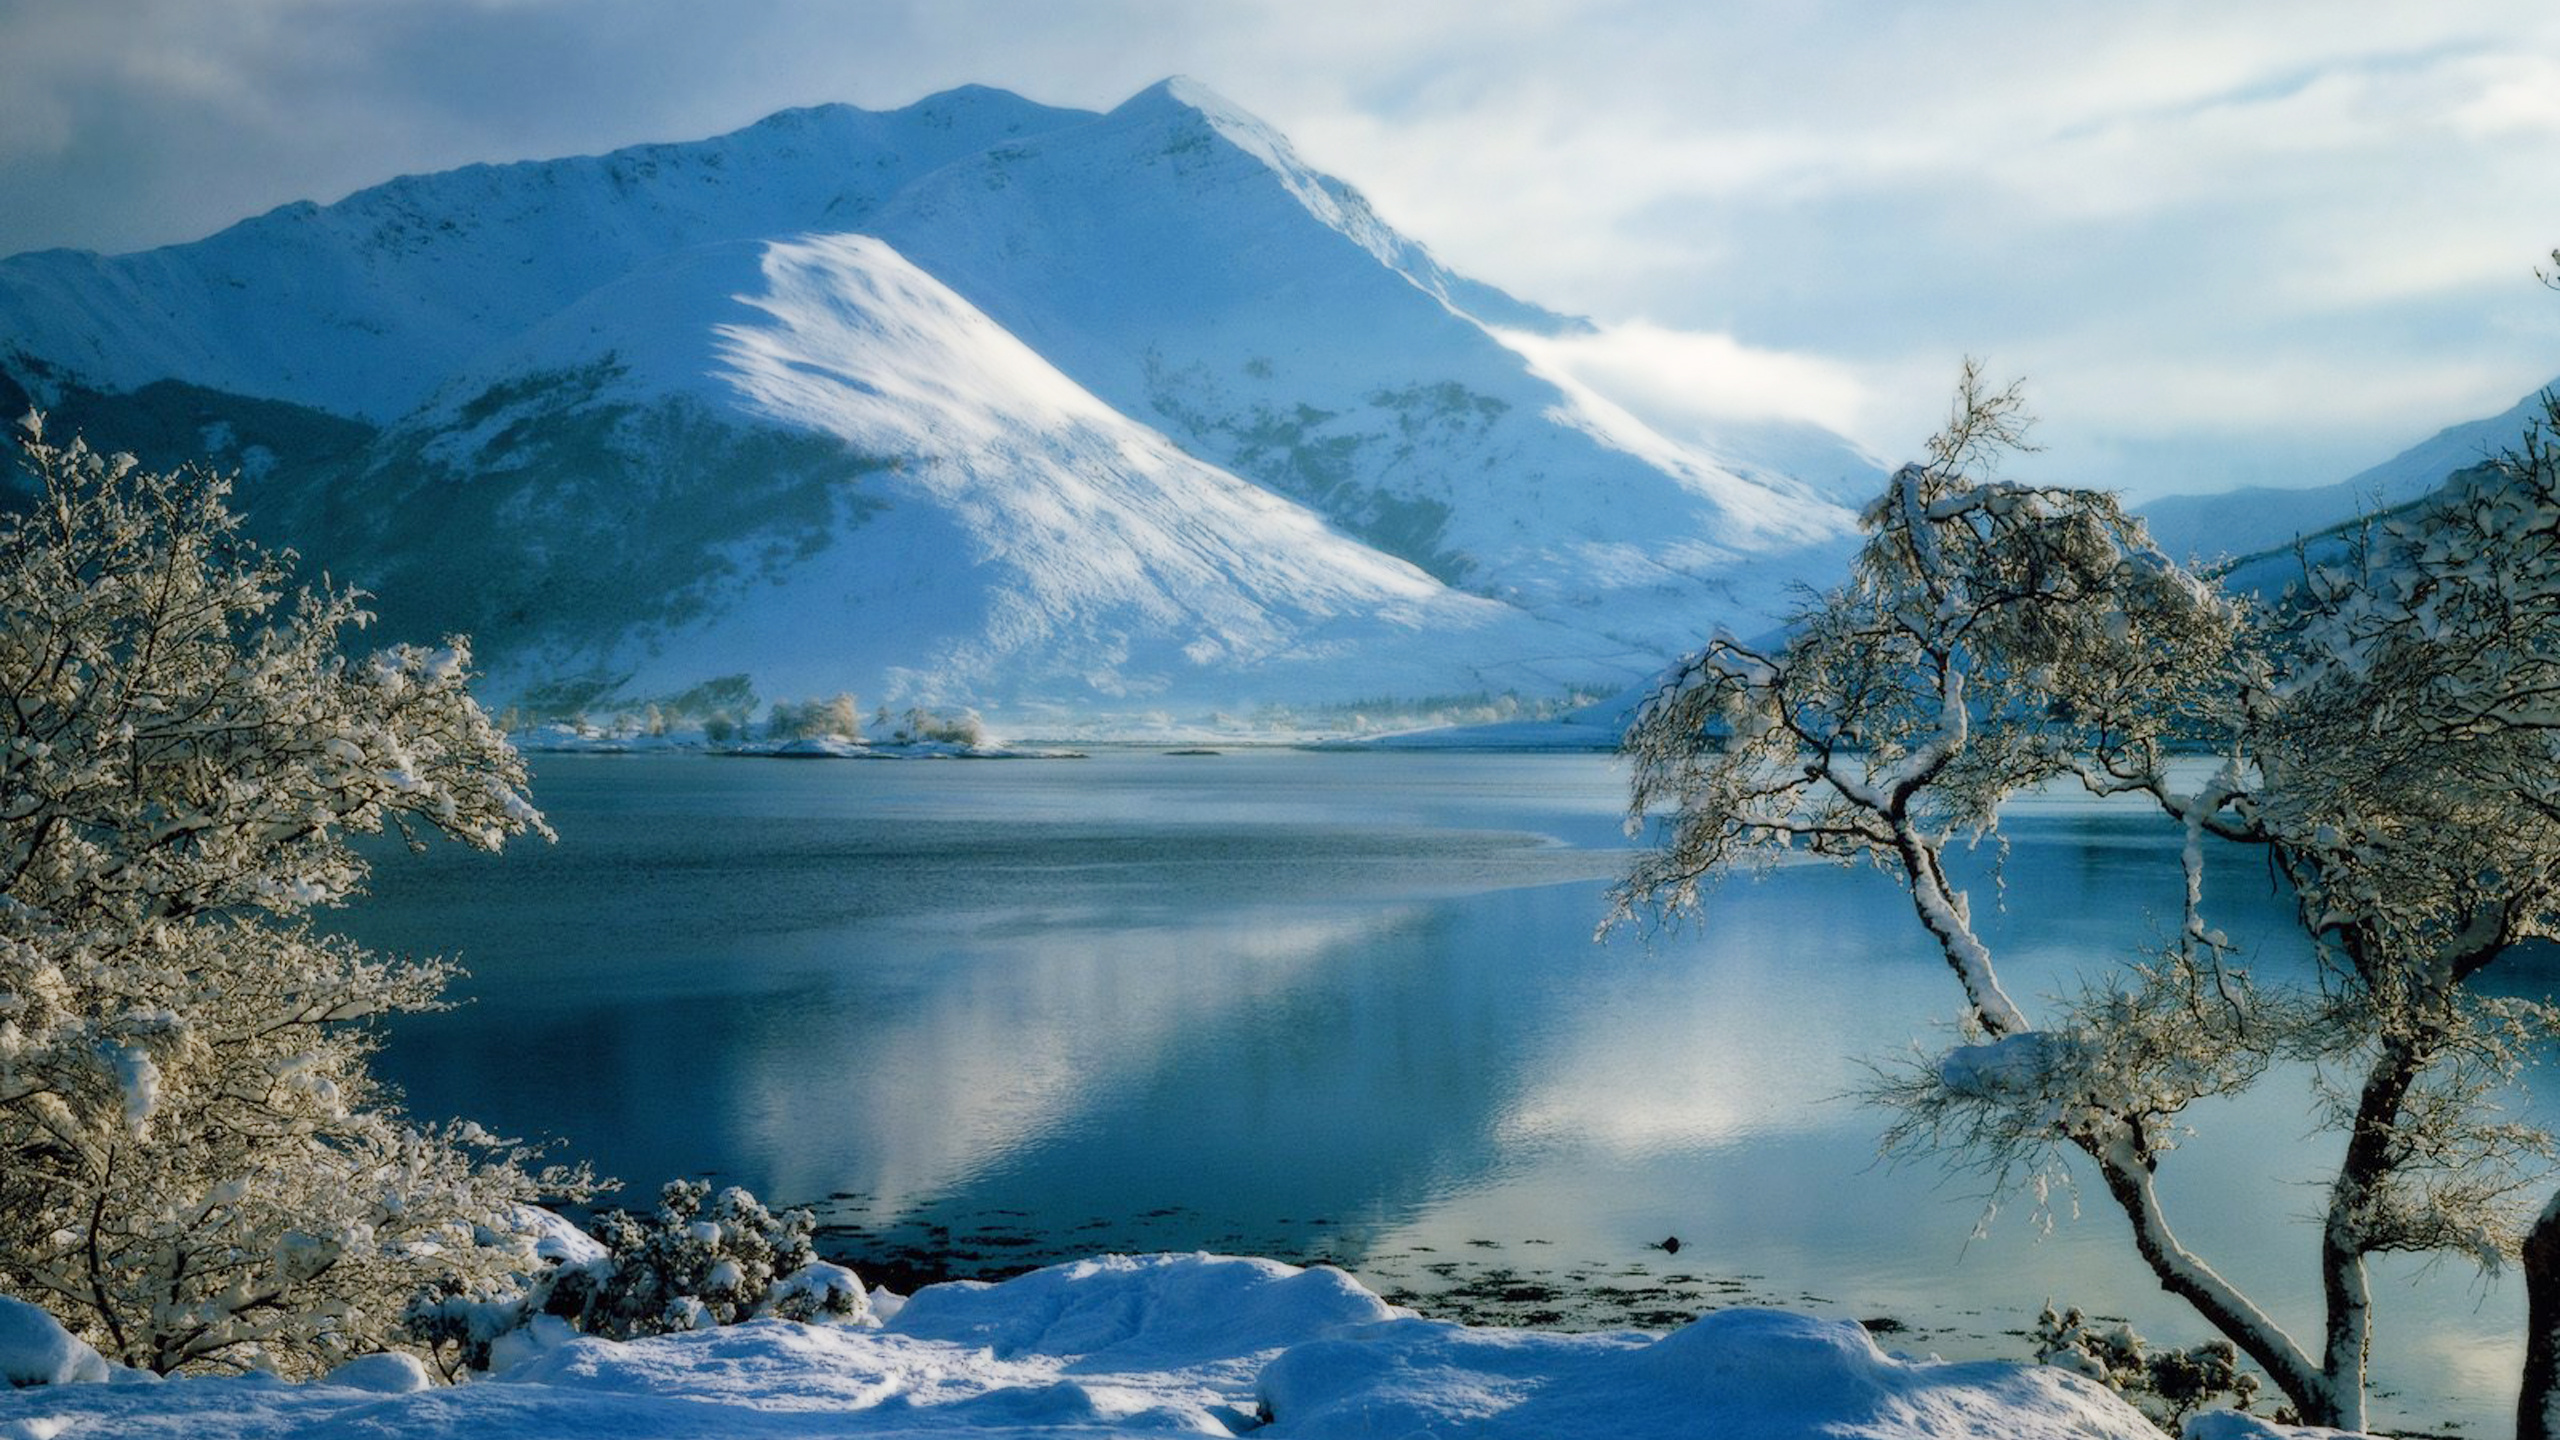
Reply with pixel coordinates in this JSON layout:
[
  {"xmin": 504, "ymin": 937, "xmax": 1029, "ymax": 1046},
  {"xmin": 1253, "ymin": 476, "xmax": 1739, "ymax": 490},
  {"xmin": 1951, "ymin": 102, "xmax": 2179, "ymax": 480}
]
[
  {"xmin": 739, "ymin": 85, "xmax": 1088, "ymax": 132},
  {"xmin": 891, "ymin": 82, "xmax": 1092, "ymax": 130},
  {"xmin": 1108, "ymin": 77, "xmax": 1292, "ymax": 157},
  {"xmin": 1118, "ymin": 76, "xmax": 1249, "ymax": 119}
]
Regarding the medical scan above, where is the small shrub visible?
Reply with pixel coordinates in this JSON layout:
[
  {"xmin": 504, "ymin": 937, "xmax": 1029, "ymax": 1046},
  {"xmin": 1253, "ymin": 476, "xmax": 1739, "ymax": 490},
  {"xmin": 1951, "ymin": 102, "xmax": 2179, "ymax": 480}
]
[
  {"xmin": 2032, "ymin": 1302, "xmax": 2259, "ymax": 1425},
  {"xmin": 573, "ymin": 1181, "xmax": 839, "ymax": 1337},
  {"xmin": 405, "ymin": 1180, "xmax": 865, "ymax": 1375}
]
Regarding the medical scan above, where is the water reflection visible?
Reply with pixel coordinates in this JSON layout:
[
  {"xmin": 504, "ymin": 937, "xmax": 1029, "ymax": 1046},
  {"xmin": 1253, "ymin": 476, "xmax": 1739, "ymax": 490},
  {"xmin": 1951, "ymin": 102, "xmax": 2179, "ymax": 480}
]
[
  {"xmin": 1497, "ymin": 890, "xmax": 1877, "ymax": 1158},
  {"xmin": 340, "ymin": 751, "xmax": 2541, "ymax": 1435},
  {"xmin": 741, "ymin": 905, "xmax": 1416, "ymax": 1212}
]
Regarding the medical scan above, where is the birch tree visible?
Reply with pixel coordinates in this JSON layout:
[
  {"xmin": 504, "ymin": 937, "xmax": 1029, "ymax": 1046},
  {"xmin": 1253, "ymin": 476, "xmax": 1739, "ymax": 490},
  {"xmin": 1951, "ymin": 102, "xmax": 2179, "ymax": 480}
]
[
  {"xmin": 1616, "ymin": 366, "xmax": 2560, "ymax": 1430},
  {"xmin": 0, "ymin": 417, "xmax": 589, "ymax": 1375}
]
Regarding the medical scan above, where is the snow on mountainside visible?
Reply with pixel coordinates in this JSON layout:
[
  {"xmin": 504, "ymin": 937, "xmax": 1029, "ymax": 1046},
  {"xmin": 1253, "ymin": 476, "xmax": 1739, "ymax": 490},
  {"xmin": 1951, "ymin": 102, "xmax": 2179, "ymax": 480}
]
[
  {"xmin": 0, "ymin": 88, "xmax": 1091, "ymax": 421},
  {"xmin": 863, "ymin": 80, "xmax": 1864, "ymax": 636},
  {"xmin": 0, "ymin": 79, "xmax": 1872, "ymax": 732},
  {"xmin": 335, "ymin": 232, "xmax": 1609, "ymax": 720}
]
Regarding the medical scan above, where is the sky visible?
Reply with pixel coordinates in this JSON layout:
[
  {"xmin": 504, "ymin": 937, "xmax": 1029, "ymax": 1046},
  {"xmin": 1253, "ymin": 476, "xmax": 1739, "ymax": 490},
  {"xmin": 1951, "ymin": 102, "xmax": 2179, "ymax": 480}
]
[{"xmin": 3, "ymin": 0, "xmax": 2558, "ymax": 499}]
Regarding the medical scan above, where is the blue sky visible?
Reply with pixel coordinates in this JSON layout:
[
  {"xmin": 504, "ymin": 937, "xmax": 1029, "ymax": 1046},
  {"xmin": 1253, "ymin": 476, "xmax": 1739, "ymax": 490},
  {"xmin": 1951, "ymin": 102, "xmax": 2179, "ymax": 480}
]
[{"xmin": 4, "ymin": 0, "xmax": 2558, "ymax": 498}]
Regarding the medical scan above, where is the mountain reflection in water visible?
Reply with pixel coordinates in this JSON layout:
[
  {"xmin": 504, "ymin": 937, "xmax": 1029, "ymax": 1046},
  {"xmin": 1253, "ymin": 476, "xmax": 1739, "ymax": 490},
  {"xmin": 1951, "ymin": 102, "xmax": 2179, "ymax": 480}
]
[{"xmin": 342, "ymin": 750, "xmax": 2544, "ymax": 1435}]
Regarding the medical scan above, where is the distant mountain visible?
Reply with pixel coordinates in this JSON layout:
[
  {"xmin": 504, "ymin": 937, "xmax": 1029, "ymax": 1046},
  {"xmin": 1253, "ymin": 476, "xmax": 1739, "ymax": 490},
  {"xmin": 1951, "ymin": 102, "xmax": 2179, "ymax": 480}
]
[
  {"xmin": 0, "ymin": 79, "xmax": 1878, "ymax": 735},
  {"xmin": 2140, "ymin": 378, "xmax": 2557, "ymax": 564}
]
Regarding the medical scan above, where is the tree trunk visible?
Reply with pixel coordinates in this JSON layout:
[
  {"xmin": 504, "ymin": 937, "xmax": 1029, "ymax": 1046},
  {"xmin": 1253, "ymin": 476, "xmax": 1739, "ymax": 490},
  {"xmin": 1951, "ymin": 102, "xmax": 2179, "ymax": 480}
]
[
  {"xmin": 2318, "ymin": 1213, "xmax": 2369, "ymax": 1434},
  {"xmin": 1898, "ymin": 837, "xmax": 2029, "ymax": 1038},
  {"xmin": 2087, "ymin": 1132, "xmax": 2338, "ymax": 1424},
  {"xmin": 2311, "ymin": 1037, "xmax": 2427, "ymax": 1434},
  {"xmin": 1890, "ymin": 825, "xmax": 2333, "ymax": 1417},
  {"xmin": 2521, "ymin": 1193, "xmax": 2560, "ymax": 1440}
]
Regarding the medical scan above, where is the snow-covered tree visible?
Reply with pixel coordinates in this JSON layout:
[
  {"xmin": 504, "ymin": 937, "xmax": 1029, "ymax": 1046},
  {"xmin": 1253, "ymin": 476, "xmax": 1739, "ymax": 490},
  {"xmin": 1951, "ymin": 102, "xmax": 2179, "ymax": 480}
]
[
  {"xmin": 868, "ymin": 704, "xmax": 985, "ymax": 747},
  {"xmin": 0, "ymin": 416, "xmax": 589, "ymax": 1375},
  {"xmin": 767, "ymin": 692, "xmax": 862, "ymax": 742},
  {"xmin": 1616, "ymin": 362, "xmax": 2560, "ymax": 1430}
]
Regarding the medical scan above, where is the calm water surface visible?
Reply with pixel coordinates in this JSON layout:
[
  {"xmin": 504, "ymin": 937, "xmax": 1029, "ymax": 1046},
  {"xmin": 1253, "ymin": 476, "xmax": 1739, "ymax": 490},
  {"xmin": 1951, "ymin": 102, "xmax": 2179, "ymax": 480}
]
[{"xmin": 341, "ymin": 749, "xmax": 2550, "ymax": 1434}]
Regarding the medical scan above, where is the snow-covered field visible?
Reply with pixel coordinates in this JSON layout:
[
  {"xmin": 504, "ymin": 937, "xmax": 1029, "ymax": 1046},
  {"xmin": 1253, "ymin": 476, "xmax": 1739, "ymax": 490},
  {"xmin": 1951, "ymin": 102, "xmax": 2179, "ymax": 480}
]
[{"xmin": 0, "ymin": 1253, "xmax": 2230, "ymax": 1439}]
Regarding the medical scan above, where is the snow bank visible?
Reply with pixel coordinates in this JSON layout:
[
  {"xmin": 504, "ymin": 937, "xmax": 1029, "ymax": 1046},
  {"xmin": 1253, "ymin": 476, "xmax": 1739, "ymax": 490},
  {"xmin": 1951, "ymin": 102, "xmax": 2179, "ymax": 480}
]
[
  {"xmin": 320, "ymin": 1351, "xmax": 433, "ymax": 1394},
  {"xmin": 888, "ymin": 1254, "xmax": 1396, "ymax": 1371},
  {"xmin": 0, "ymin": 1298, "xmax": 108, "ymax": 1388},
  {"xmin": 0, "ymin": 1254, "xmax": 2177, "ymax": 1438},
  {"xmin": 1261, "ymin": 1306, "xmax": 2153, "ymax": 1439}
]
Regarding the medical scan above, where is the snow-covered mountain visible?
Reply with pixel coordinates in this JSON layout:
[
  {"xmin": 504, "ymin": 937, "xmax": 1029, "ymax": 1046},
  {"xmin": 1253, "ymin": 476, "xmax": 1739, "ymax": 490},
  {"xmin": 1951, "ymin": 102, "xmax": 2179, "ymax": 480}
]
[
  {"xmin": 856, "ymin": 80, "xmax": 1860, "ymax": 620},
  {"xmin": 0, "ymin": 80, "xmax": 1877, "ymax": 734}
]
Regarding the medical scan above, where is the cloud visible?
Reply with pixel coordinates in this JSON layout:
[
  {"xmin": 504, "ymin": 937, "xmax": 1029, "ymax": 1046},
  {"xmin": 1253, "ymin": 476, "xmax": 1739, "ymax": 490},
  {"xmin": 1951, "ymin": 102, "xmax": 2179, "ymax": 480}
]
[
  {"xmin": 2453, "ymin": 52, "xmax": 2560, "ymax": 137},
  {"xmin": 0, "ymin": 82, "xmax": 71, "ymax": 165},
  {"xmin": 1497, "ymin": 320, "xmax": 1874, "ymax": 441},
  {"xmin": 2, "ymin": 0, "xmax": 2557, "ymax": 498}
]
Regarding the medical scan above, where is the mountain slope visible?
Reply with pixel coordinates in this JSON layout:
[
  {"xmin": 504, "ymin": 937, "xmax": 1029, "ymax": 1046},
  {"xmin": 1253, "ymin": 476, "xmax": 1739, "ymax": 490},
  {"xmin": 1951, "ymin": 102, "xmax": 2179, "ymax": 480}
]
[
  {"xmin": 0, "ymin": 80, "xmax": 1875, "ymax": 733},
  {"xmin": 2140, "ymin": 376, "xmax": 2558, "ymax": 562},
  {"xmin": 0, "ymin": 88, "xmax": 1091, "ymax": 421},
  {"xmin": 291, "ymin": 234, "xmax": 1632, "ymax": 722},
  {"xmin": 864, "ymin": 80, "xmax": 1861, "ymax": 645}
]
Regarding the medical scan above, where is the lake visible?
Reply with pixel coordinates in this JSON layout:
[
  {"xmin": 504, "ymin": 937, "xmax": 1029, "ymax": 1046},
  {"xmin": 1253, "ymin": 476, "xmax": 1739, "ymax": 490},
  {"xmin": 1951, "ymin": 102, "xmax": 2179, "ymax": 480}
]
[{"xmin": 341, "ymin": 749, "xmax": 2544, "ymax": 1434}]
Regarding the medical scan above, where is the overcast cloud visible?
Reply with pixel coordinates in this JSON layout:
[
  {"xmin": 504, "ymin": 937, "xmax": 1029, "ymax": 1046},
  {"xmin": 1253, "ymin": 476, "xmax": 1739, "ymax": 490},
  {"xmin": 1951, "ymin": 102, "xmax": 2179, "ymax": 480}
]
[{"xmin": 3, "ymin": 0, "xmax": 2557, "ymax": 497}]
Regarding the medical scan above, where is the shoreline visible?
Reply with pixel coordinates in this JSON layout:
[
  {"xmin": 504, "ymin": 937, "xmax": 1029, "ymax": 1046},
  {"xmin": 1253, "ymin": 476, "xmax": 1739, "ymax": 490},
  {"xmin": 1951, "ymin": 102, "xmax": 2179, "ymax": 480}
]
[{"xmin": 810, "ymin": 1225, "xmax": 1974, "ymax": 1347}]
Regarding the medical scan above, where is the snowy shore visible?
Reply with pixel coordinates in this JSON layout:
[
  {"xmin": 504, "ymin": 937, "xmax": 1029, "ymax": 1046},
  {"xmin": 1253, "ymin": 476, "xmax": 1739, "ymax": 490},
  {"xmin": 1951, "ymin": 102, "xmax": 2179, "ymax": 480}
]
[{"xmin": 1, "ymin": 1253, "xmax": 2335, "ymax": 1439}]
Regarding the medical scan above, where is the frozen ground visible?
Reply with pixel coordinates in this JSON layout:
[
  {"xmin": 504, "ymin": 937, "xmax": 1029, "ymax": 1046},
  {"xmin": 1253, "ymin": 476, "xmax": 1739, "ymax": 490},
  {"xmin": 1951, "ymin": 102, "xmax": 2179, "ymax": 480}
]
[{"xmin": 0, "ymin": 1253, "xmax": 2318, "ymax": 1439}]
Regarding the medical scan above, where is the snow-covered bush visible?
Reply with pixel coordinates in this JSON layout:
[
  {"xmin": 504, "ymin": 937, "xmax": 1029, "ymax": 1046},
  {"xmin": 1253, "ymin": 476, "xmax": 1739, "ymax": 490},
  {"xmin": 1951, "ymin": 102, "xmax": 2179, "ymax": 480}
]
[
  {"xmin": 2031, "ymin": 1303, "xmax": 2257, "ymax": 1425},
  {"xmin": 767, "ymin": 693, "xmax": 863, "ymax": 742},
  {"xmin": 869, "ymin": 704, "xmax": 984, "ymax": 746},
  {"xmin": 405, "ymin": 1180, "xmax": 865, "ymax": 1376},
  {"xmin": 0, "ymin": 417, "xmax": 590, "ymax": 1376},
  {"xmin": 570, "ymin": 1180, "xmax": 850, "ymax": 1337},
  {"xmin": 764, "ymin": 1260, "xmax": 869, "ymax": 1323}
]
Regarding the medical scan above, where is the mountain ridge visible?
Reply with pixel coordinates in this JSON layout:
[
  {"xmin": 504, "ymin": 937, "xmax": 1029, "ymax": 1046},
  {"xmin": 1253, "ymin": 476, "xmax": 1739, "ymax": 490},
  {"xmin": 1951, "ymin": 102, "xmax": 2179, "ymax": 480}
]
[
  {"xmin": 0, "ymin": 79, "xmax": 1871, "ymax": 734},
  {"xmin": 0, "ymin": 85, "xmax": 1097, "ymax": 420},
  {"xmin": 2140, "ymin": 375, "xmax": 2560, "ymax": 564}
]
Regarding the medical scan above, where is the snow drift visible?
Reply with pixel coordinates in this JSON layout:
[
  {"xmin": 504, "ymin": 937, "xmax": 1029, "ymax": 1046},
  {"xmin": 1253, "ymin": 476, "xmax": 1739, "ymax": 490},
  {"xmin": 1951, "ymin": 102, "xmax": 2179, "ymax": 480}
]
[{"xmin": 0, "ymin": 1253, "xmax": 2184, "ymax": 1439}]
